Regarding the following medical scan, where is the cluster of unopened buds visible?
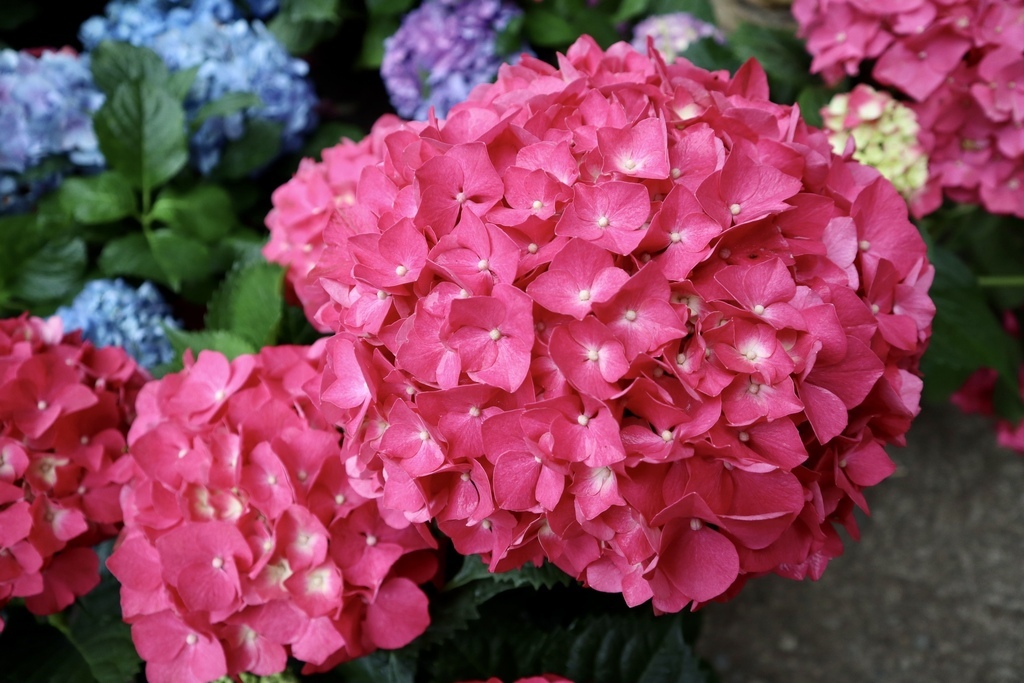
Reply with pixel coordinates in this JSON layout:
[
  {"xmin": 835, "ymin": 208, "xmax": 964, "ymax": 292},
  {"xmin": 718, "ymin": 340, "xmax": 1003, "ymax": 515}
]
[
  {"xmin": 109, "ymin": 344, "xmax": 438, "ymax": 683},
  {"xmin": 794, "ymin": 0, "xmax": 1024, "ymax": 217},
  {"xmin": 0, "ymin": 315, "xmax": 146, "ymax": 633},
  {"xmin": 821, "ymin": 84, "xmax": 929, "ymax": 200},
  {"xmin": 267, "ymin": 35, "xmax": 934, "ymax": 614}
]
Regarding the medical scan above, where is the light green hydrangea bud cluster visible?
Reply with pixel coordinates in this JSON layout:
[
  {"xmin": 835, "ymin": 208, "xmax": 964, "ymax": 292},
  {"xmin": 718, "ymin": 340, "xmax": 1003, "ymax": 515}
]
[{"xmin": 822, "ymin": 84, "xmax": 929, "ymax": 199}]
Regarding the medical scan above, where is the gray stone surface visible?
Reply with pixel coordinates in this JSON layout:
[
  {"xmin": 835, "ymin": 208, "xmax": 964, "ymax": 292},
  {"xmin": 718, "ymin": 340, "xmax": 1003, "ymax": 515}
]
[{"xmin": 696, "ymin": 403, "xmax": 1024, "ymax": 683}]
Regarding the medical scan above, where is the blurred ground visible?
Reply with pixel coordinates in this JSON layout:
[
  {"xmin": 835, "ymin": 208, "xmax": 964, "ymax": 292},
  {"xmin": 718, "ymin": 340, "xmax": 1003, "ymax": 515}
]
[{"xmin": 697, "ymin": 403, "xmax": 1024, "ymax": 683}]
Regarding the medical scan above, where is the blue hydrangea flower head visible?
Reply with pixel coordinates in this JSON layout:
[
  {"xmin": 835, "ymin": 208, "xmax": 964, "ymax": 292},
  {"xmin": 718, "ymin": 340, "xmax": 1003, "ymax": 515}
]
[
  {"xmin": 631, "ymin": 12, "xmax": 724, "ymax": 63},
  {"xmin": 0, "ymin": 48, "xmax": 104, "ymax": 214},
  {"xmin": 381, "ymin": 0, "xmax": 526, "ymax": 121},
  {"xmin": 81, "ymin": 0, "xmax": 314, "ymax": 174},
  {"xmin": 56, "ymin": 279, "xmax": 179, "ymax": 370}
]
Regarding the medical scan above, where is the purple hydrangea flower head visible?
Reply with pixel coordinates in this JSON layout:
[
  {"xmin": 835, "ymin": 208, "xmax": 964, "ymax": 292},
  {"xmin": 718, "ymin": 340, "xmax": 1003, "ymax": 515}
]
[
  {"xmin": 0, "ymin": 48, "xmax": 104, "ymax": 214},
  {"xmin": 81, "ymin": 0, "xmax": 314, "ymax": 174},
  {"xmin": 631, "ymin": 12, "xmax": 724, "ymax": 63},
  {"xmin": 55, "ymin": 279, "xmax": 179, "ymax": 370},
  {"xmin": 381, "ymin": 0, "xmax": 526, "ymax": 120}
]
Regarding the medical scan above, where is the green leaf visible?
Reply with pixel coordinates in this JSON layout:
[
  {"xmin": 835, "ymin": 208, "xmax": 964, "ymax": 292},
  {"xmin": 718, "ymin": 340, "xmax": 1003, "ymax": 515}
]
[
  {"xmin": 205, "ymin": 261, "xmax": 286, "ymax": 347},
  {"xmin": 650, "ymin": 0, "xmax": 715, "ymax": 23},
  {"xmin": 279, "ymin": 302, "xmax": 327, "ymax": 345},
  {"xmin": 167, "ymin": 65, "xmax": 200, "ymax": 101},
  {"xmin": 365, "ymin": 0, "xmax": 415, "ymax": 16},
  {"xmin": 523, "ymin": 6, "xmax": 579, "ymax": 48},
  {"xmin": 0, "ymin": 606, "xmax": 95, "ymax": 683},
  {"xmin": 960, "ymin": 210, "xmax": 1024, "ymax": 310},
  {"xmin": 51, "ymin": 577, "xmax": 143, "ymax": 683},
  {"xmin": 0, "ymin": 213, "xmax": 43, "ymax": 283},
  {"xmin": 423, "ymin": 589, "xmax": 707, "ymax": 683},
  {"xmin": 212, "ymin": 119, "xmax": 283, "ymax": 179},
  {"xmin": 796, "ymin": 85, "xmax": 834, "ymax": 129},
  {"xmin": 419, "ymin": 556, "xmax": 573, "ymax": 651},
  {"xmin": 282, "ymin": 0, "xmax": 340, "ymax": 21},
  {"xmin": 8, "ymin": 238, "xmax": 87, "ymax": 311},
  {"xmin": 147, "ymin": 229, "xmax": 213, "ymax": 290},
  {"xmin": 166, "ymin": 327, "xmax": 257, "ymax": 364},
  {"xmin": 58, "ymin": 172, "xmax": 136, "ymax": 225},
  {"xmin": 680, "ymin": 37, "xmax": 741, "ymax": 74},
  {"xmin": 552, "ymin": 612, "xmax": 707, "ymax": 683},
  {"xmin": 334, "ymin": 650, "xmax": 417, "ymax": 683},
  {"xmin": 0, "ymin": 0, "xmax": 37, "ymax": 29},
  {"xmin": 98, "ymin": 232, "xmax": 165, "ymax": 282},
  {"xmin": 89, "ymin": 41, "xmax": 171, "ymax": 95},
  {"xmin": 613, "ymin": 0, "xmax": 651, "ymax": 23},
  {"xmin": 494, "ymin": 13, "xmax": 526, "ymax": 57},
  {"xmin": 268, "ymin": 0, "xmax": 342, "ymax": 53},
  {"xmin": 921, "ymin": 242, "xmax": 1022, "ymax": 416},
  {"xmin": 446, "ymin": 556, "xmax": 571, "ymax": 592},
  {"xmin": 93, "ymin": 81, "xmax": 189, "ymax": 194},
  {"xmin": 728, "ymin": 23, "xmax": 815, "ymax": 102},
  {"xmin": 191, "ymin": 91, "xmax": 263, "ymax": 131},
  {"xmin": 357, "ymin": 15, "xmax": 401, "ymax": 68},
  {"xmin": 150, "ymin": 185, "xmax": 236, "ymax": 243}
]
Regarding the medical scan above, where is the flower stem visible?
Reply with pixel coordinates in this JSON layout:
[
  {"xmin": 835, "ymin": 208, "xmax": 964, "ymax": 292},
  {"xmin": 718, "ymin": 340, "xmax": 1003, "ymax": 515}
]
[{"xmin": 977, "ymin": 275, "xmax": 1024, "ymax": 288}]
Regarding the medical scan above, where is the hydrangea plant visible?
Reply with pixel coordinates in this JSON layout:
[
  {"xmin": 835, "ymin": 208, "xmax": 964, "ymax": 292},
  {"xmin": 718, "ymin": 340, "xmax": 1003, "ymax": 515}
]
[
  {"xmin": 0, "ymin": 315, "xmax": 147, "ymax": 634},
  {"xmin": 55, "ymin": 279, "xmax": 179, "ymax": 371},
  {"xmin": 380, "ymin": 0, "xmax": 526, "ymax": 120},
  {"xmin": 114, "ymin": 345, "xmax": 438, "ymax": 682},
  {"xmin": 80, "ymin": 0, "xmax": 316, "ymax": 174},
  {"xmin": 284, "ymin": 36, "xmax": 935, "ymax": 612},
  {"xmin": 0, "ymin": 48, "xmax": 104, "ymax": 214},
  {"xmin": 631, "ymin": 12, "xmax": 724, "ymax": 63},
  {"xmin": 794, "ymin": 0, "xmax": 1024, "ymax": 217}
]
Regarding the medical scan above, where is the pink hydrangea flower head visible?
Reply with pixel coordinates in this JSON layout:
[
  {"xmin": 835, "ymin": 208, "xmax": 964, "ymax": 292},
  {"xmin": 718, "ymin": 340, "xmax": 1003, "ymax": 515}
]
[
  {"xmin": 0, "ymin": 314, "xmax": 147, "ymax": 630},
  {"xmin": 794, "ymin": 0, "xmax": 1024, "ymax": 217},
  {"xmin": 310, "ymin": 36, "xmax": 934, "ymax": 613},
  {"xmin": 112, "ymin": 342, "xmax": 438, "ymax": 681}
]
